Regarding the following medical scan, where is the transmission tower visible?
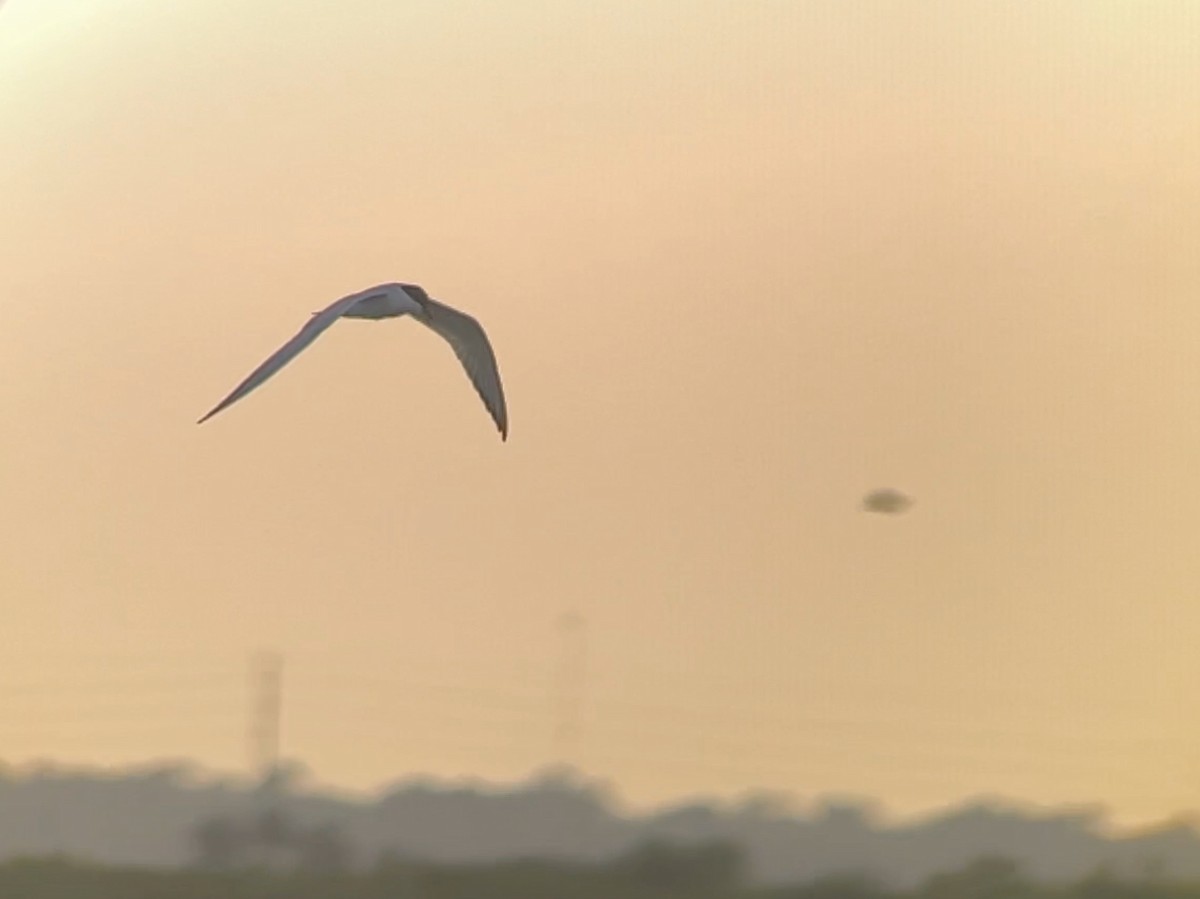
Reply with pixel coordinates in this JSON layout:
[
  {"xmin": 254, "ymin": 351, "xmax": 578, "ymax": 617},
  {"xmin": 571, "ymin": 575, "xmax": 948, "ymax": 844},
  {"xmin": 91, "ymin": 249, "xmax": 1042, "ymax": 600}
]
[
  {"xmin": 249, "ymin": 650, "xmax": 283, "ymax": 784},
  {"xmin": 552, "ymin": 612, "xmax": 588, "ymax": 769}
]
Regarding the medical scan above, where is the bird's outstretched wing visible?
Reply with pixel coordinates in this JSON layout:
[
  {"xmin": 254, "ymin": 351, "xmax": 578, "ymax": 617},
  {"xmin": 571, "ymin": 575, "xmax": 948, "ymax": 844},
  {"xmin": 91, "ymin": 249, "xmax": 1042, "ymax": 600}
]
[
  {"xmin": 414, "ymin": 297, "xmax": 508, "ymax": 440},
  {"xmin": 198, "ymin": 292, "xmax": 367, "ymax": 424}
]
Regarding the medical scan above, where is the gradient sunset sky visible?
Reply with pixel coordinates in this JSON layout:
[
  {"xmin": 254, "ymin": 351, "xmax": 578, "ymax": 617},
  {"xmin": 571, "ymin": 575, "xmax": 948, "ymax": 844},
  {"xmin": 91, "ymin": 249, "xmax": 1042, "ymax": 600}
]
[{"xmin": 2, "ymin": 0, "xmax": 1200, "ymax": 827}]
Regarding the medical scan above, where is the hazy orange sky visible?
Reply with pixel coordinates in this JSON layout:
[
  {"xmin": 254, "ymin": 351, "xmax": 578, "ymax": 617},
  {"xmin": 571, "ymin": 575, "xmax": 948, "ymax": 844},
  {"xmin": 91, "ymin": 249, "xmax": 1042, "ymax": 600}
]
[{"xmin": 2, "ymin": 0, "xmax": 1200, "ymax": 827}]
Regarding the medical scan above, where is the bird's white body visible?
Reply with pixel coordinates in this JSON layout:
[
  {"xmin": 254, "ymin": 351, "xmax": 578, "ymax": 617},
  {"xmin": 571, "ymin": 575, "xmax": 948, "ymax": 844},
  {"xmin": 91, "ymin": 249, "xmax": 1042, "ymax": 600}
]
[
  {"xmin": 338, "ymin": 284, "xmax": 424, "ymax": 320},
  {"xmin": 199, "ymin": 282, "xmax": 508, "ymax": 439}
]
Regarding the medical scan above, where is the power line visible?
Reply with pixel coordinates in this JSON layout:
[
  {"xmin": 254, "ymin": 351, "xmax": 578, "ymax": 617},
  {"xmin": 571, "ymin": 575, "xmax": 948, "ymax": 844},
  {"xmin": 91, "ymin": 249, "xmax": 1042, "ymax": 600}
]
[
  {"xmin": 0, "ymin": 662, "xmax": 1178, "ymax": 762},
  {"xmin": 0, "ymin": 649, "xmax": 1192, "ymax": 811}
]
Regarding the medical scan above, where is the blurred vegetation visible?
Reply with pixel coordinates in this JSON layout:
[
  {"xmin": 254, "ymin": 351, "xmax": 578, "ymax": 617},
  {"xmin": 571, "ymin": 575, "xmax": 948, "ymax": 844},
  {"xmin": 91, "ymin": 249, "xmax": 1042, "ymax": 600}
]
[
  {"xmin": 0, "ymin": 763, "xmax": 1191, "ymax": 886},
  {"xmin": 3, "ymin": 847, "xmax": 1200, "ymax": 899}
]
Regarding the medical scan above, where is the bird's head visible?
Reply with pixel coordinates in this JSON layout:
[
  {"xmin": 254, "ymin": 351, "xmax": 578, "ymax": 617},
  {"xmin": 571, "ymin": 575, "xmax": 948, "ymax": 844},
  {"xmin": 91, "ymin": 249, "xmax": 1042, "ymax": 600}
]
[{"xmin": 397, "ymin": 283, "xmax": 432, "ymax": 307}]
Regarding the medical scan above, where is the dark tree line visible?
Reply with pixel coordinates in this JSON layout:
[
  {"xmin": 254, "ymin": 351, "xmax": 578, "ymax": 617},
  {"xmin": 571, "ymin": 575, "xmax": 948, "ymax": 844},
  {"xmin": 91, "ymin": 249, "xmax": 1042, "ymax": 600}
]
[
  {"xmin": 192, "ymin": 806, "xmax": 352, "ymax": 872},
  {"xmin": 0, "ymin": 850, "xmax": 1198, "ymax": 899}
]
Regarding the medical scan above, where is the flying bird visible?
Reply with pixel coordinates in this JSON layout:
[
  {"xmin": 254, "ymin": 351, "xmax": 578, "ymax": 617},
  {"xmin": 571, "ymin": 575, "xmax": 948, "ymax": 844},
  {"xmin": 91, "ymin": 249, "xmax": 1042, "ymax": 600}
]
[
  {"xmin": 198, "ymin": 282, "xmax": 508, "ymax": 439},
  {"xmin": 862, "ymin": 488, "xmax": 912, "ymax": 514}
]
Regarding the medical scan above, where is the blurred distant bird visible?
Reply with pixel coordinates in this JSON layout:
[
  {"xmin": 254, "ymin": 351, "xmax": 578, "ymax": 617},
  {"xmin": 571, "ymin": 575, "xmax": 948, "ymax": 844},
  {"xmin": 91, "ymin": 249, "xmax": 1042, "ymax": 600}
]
[
  {"xmin": 198, "ymin": 282, "xmax": 508, "ymax": 440},
  {"xmin": 862, "ymin": 488, "xmax": 912, "ymax": 514}
]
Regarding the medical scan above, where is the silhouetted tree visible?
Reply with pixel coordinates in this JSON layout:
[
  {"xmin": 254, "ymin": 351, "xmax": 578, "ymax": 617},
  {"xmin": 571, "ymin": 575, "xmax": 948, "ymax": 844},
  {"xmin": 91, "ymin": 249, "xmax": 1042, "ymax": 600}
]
[
  {"xmin": 252, "ymin": 807, "xmax": 295, "ymax": 848},
  {"xmin": 191, "ymin": 815, "xmax": 243, "ymax": 869},
  {"xmin": 1075, "ymin": 863, "xmax": 1138, "ymax": 899},
  {"xmin": 922, "ymin": 855, "xmax": 1028, "ymax": 898},
  {"xmin": 614, "ymin": 838, "xmax": 745, "ymax": 891},
  {"xmin": 781, "ymin": 871, "xmax": 891, "ymax": 898},
  {"xmin": 296, "ymin": 822, "xmax": 352, "ymax": 872}
]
